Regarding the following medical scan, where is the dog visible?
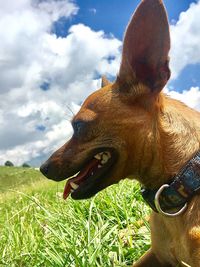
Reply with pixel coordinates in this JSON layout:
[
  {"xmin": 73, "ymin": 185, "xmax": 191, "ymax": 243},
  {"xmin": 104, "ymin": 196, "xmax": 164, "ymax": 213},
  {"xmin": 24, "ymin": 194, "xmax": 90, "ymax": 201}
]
[{"xmin": 40, "ymin": 0, "xmax": 200, "ymax": 266}]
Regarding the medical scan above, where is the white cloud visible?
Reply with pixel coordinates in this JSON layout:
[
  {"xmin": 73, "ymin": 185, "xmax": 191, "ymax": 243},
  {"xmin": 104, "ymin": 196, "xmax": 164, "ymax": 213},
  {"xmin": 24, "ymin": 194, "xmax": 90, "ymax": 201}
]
[
  {"xmin": 165, "ymin": 87, "xmax": 200, "ymax": 111},
  {"xmin": 0, "ymin": 120, "xmax": 73, "ymax": 166},
  {"xmin": 0, "ymin": 0, "xmax": 121, "ymax": 166},
  {"xmin": 170, "ymin": 1, "xmax": 200, "ymax": 79},
  {"xmin": 89, "ymin": 8, "xmax": 97, "ymax": 15},
  {"xmin": 0, "ymin": 0, "xmax": 78, "ymax": 93},
  {"xmin": 37, "ymin": 0, "xmax": 78, "ymax": 22}
]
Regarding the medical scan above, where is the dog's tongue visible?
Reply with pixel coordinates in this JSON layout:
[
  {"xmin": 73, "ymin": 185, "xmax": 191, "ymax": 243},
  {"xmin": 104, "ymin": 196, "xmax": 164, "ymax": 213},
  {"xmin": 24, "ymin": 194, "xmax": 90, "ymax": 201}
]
[{"xmin": 63, "ymin": 158, "xmax": 99, "ymax": 199}]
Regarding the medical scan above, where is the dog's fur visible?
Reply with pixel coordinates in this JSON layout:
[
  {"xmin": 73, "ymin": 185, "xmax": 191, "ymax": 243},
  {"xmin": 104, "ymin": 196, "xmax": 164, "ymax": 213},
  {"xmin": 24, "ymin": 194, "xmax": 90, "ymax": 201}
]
[{"xmin": 40, "ymin": 0, "xmax": 200, "ymax": 266}]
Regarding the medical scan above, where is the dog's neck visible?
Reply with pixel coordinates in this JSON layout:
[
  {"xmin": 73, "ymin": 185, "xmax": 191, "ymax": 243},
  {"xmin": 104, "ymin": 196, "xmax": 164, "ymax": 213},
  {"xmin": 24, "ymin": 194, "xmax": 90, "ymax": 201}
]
[{"xmin": 137, "ymin": 94, "xmax": 200, "ymax": 190}]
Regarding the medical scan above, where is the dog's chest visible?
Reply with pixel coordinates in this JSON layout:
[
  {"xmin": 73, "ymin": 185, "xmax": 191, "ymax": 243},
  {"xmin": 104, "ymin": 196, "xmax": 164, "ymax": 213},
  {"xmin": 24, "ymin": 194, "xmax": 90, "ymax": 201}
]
[{"xmin": 150, "ymin": 213, "xmax": 191, "ymax": 265}]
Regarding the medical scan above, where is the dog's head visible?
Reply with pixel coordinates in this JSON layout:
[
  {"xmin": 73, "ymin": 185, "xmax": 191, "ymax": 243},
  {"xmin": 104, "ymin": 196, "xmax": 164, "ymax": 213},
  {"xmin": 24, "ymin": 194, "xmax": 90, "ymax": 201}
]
[{"xmin": 40, "ymin": 0, "xmax": 171, "ymax": 199}]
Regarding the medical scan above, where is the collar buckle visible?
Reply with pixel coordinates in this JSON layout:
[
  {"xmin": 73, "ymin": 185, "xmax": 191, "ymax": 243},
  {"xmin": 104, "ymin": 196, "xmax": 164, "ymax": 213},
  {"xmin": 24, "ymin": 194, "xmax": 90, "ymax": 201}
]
[{"xmin": 154, "ymin": 184, "xmax": 188, "ymax": 217}]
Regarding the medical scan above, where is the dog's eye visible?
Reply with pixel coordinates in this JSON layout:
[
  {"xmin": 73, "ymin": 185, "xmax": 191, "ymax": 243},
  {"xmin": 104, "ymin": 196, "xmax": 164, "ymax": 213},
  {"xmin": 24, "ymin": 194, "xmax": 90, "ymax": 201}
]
[{"xmin": 72, "ymin": 120, "xmax": 85, "ymax": 137}]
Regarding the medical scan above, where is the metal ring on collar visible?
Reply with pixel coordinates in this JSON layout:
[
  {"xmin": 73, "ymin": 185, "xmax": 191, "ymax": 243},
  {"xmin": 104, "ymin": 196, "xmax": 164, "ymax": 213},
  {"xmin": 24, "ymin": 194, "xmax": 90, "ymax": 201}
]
[{"xmin": 154, "ymin": 184, "xmax": 188, "ymax": 217}]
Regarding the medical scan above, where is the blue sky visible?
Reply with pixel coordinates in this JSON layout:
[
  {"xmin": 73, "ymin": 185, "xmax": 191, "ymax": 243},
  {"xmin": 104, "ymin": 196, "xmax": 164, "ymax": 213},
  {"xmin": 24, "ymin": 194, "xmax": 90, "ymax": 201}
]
[
  {"xmin": 55, "ymin": 0, "xmax": 194, "ymax": 39},
  {"xmin": 0, "ymin": 0, "xmax": 200, "ymax": 166}
]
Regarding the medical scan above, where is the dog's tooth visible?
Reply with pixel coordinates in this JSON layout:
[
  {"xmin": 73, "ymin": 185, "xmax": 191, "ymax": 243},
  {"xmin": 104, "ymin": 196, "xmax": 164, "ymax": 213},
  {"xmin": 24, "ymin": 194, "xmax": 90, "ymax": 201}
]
[
  {"xmin": 101, "ymin": 158, "xmax": 107, "ymax": 164},
  {"xmin": 95, "ymin": 151, "xmax": 111, "ymax": 163},
  {"xmin": 70, "ymin": 182, "xmax": 79, "ymax": 190},
  {"xmin": 105, "ymin": 151, "xmax": 111, "ymax": 159},
  {"xmin": 91, "ymin": 172, "xmax": 94, "ymax": 176},
  {"xmin": 101, "ymin": 154, "xmax": 110, "ymax": 164},
  {"xmin": 94, "ymin": 154, "xmax": 101, "ymax": 160},
  {"xmin": 70, "ymin": 189, "xmax": 75, "ymax": 193},
  {"xmin": 98, "ymin": 164, "xmax": 102, "ymax": 168},
  {"xmin": 102, "ymin": 154, "xmax": 108, "ymax": 161}
]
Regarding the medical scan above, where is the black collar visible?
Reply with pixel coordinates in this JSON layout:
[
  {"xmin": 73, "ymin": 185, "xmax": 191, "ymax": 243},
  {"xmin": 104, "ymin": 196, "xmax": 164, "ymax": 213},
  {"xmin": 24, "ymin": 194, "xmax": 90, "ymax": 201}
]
[{"xmin": 141, "ymin": 151, "xmax": 200, "ymax": 216}]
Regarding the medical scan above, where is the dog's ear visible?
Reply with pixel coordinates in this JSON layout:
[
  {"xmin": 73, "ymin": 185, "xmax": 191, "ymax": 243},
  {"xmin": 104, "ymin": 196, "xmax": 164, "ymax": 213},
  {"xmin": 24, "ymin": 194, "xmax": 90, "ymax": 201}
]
[
  {"xmin": 101, "ymin": 76, "xmax": 111, "ymax": 87},
  {"xmin": 118, "ymin": 0, "xmax": 170, "ymax": 95}
]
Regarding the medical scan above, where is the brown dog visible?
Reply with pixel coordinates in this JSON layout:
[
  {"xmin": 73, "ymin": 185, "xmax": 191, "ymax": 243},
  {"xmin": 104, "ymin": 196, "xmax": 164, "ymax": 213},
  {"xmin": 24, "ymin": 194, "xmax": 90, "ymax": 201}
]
[{"xmin": 40, "ymin": 0, "xmax": 200, "ymax": 266}]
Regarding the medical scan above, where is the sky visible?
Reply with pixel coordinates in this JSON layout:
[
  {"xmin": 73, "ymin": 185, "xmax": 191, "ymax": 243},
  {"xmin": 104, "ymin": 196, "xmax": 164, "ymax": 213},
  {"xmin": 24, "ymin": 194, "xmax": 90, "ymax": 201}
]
[{"xmin": 0, "ymin": 0, "xmax": 200, "ymax": 166}]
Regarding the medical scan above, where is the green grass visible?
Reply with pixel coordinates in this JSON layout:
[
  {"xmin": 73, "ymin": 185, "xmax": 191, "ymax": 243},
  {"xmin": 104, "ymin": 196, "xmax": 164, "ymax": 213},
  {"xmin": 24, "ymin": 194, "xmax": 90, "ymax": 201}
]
[{"xmin": 0, "ymin": 166, "xmax": 151, "ymax": 267}]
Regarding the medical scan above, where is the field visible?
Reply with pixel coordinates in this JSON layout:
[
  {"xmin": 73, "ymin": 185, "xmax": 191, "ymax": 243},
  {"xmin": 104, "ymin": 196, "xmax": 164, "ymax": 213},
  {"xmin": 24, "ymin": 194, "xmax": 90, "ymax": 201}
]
[{"xmin": 0, "ymin": 166, "xmax": 150, "ymax": 267}]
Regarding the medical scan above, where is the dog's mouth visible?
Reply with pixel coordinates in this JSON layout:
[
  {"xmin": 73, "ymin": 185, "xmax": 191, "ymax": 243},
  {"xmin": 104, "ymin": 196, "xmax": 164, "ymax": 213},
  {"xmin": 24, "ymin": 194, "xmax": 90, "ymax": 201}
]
[{"xmin": 63, "ymin": 148, "xmax": 117, "ymax": 200}]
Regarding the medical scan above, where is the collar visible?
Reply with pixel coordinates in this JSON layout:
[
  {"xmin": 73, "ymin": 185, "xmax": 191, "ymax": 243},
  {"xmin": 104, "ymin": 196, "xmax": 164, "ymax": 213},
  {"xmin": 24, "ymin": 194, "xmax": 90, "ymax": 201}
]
[{"xmin": 141, "ymin": 151, "xmax": 200, "ymax": 217}]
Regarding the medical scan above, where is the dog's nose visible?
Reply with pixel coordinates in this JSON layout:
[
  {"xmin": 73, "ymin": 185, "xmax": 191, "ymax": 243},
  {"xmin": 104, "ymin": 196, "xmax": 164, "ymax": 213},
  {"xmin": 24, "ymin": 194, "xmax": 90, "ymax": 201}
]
[
  {"xmin": 40, "ymin": 162, "xmax": 49, "ymax": 176},
  {"xmin": 40, "ymin": 160, "xmax": 61, "ymax": 181}
]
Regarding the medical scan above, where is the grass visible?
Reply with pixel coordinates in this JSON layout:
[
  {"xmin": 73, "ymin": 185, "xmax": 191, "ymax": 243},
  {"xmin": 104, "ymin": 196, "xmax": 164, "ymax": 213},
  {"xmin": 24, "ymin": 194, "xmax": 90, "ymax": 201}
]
[{"xmin": 0, "ymin": 166, "xmax": 151, "ymax": 267}]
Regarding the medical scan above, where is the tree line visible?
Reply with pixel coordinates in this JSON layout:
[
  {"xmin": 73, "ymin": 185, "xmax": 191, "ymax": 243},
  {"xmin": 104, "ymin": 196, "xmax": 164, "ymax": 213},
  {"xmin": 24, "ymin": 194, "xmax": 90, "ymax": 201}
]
[{"xmin": 4, "ymin": 161, "xmax": 31, "ymax": 168}]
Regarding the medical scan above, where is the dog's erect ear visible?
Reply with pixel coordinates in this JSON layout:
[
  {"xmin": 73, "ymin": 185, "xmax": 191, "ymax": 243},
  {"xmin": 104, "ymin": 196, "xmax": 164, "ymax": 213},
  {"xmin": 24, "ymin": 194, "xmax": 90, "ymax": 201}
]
[
  {"xmin": 101, "ymin": 76, "xmax": 111, "ymax": 87},
  {"xmin": 118, "ymin": 0, "xmax": 170, "ymax": 94}
]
